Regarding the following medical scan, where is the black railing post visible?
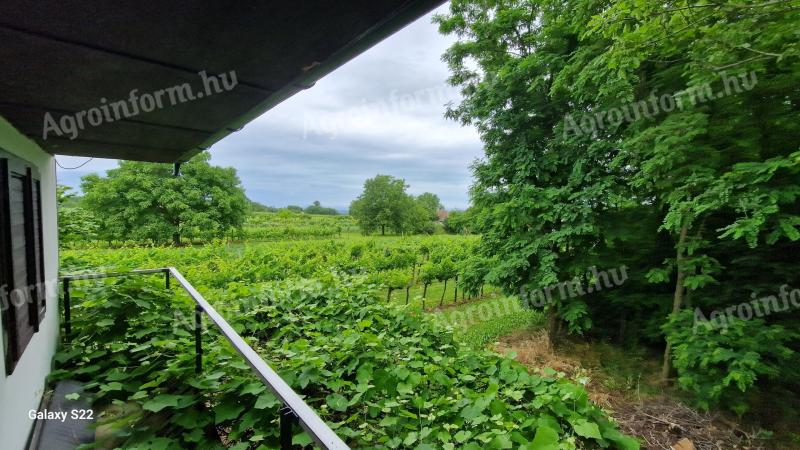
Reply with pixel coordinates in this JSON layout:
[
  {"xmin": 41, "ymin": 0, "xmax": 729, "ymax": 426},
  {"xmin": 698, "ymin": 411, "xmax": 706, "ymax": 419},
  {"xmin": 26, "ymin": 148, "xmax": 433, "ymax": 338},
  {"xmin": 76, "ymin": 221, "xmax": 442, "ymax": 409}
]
[
  {"xmin": 63, "ymin": 278, "xmax": 71, "ymax": 343},
  {"xmin": 194, "ymin": 304, "xmax": 203, "ymax": 374},
  {"xmin": 280, "ymin": 407, "xmax": 298, "ymax": 450},
  {"xmin": 165, "ymin": 270, "xmax": 170, "ymax": 289}
]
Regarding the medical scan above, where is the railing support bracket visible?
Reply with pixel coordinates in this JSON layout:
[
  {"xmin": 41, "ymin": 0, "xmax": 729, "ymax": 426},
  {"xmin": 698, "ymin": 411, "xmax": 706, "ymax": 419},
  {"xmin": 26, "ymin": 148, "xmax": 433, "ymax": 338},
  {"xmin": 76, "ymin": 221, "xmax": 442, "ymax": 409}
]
[
  {"xmin": 280, "ymin": 406, "xmax": 299, "ymax": 450},
  {"xmin": 194, "ymin": 304, "xmax": 203, "ymax": 374}
]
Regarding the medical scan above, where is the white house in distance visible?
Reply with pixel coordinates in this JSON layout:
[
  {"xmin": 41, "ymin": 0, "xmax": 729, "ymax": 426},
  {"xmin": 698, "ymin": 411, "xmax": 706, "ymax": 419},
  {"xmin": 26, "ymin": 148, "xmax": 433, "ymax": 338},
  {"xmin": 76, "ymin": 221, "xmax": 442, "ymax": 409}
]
[{"xmin": 0, "ymin": 2, "xmax": 443, "ymax": 448}]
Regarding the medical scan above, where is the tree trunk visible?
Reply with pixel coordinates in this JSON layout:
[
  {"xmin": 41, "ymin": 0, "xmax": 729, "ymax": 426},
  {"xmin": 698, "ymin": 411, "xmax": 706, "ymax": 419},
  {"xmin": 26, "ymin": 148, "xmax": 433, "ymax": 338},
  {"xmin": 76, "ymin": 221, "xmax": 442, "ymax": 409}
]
[
  {"xmin": 661, "ymin": 224, "xmax": 689, "ymax": 383},
  {"xmin": 381, "ymin": 225, "xmax": 385, "ymax": 236},
  {"xmin": 440, "ymin": 279, "xmax": 447, "ymax": 306},
  {"xmin": 453, "ymin": 275, "xmax": 458, "ymax": 303},
  {"xmin": 173, "ymin": 232, "xmax": 181, "ymax": 247},
  {"xmin": 405, "ymin": 287, "xmax": 410, "ymax": 305},
  {"xmin": 546, "ymin": 306, "xmax": 559, "ymax": 347},
  {"xmin": 422, "ymin": 283, "xmax": 428, "ymax": 298},
  {"xmin": 387, "ymin": 288, "xmax": 393, "ymax": 302}
]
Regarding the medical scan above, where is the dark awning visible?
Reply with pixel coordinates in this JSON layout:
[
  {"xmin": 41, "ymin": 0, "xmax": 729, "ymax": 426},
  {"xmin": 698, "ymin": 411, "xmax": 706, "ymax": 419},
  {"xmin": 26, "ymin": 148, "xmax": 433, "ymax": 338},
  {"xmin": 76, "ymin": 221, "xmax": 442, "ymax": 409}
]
[{"xmin": 0, "ymin": 0, "xmax": 444, "ymax": 162}]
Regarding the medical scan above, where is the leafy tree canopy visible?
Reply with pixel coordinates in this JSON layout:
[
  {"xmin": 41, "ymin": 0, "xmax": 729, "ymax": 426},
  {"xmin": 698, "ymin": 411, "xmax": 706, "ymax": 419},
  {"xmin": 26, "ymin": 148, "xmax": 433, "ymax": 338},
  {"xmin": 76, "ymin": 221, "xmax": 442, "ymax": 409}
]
[
  {"xmin": 304, "ymin": 200, "xmax": 339, "ymax": 215},
  {"xmin": 444, "ymin": 207, "xmax": 479, "ymax": 234},
  {"xmin": 285, "ymin": 205, "xmax": 304, "ymax": 213},
  {"xmin": 350, "ymin": 175, "xmax": 441, "ymax": 235},
  {"xmin": 415, "ymin": 192, "xmax": 443, "ymax": 221},
  {"xmin": 437, "ymin": 0, "xmax": 800, "ymax": 414},
  {"xmin": 249, "ymin": 199, "xmax": 278, "ymax": 213},
  {"xmin": 350, "ymin": 175, "xmax": 414, "ymax": 235},
  {"xmin": 81, "ymin": 152, "xmax": 248, "ymax": 245}
]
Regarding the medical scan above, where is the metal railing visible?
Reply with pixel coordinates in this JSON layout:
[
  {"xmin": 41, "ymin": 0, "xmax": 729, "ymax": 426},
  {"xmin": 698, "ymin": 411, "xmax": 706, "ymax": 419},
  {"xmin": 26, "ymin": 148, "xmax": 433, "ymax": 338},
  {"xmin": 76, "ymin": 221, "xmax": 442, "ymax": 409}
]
[{"xmin": 60, "ymin": 267, "xmax": 349, "ymax": 450}]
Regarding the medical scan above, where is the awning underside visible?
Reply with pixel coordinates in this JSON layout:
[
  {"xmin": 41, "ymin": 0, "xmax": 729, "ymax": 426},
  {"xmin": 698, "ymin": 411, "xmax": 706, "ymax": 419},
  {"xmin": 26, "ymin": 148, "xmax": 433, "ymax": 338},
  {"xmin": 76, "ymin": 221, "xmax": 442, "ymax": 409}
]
[{"xmin": 0, "ymin": 0, "xmax": 443, "ymax": 162}]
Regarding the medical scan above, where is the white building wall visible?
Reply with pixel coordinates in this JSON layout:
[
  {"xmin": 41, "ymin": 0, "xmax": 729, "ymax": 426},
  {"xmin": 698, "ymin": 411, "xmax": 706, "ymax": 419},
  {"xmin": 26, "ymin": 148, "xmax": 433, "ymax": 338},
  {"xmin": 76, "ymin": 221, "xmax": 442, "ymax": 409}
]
[{"xmin": 0, "ymin": 116, "xmax": 60, "ymax": 450}]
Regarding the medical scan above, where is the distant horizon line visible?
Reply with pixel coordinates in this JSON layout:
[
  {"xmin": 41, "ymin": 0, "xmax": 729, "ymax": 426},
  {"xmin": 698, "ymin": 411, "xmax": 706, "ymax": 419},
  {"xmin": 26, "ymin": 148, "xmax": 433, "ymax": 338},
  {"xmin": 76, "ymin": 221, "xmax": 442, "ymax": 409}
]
[{"xmin": 250, "ymin": 203, "xmax": 471, "ymax": 214}]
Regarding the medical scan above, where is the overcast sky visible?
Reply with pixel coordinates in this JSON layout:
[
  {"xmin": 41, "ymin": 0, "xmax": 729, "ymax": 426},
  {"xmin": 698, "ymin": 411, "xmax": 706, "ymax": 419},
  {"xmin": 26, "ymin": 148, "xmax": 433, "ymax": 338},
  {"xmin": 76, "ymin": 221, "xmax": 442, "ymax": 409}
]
[{"xmin": 55, "ymin": 5, "xmax": 483, "ymax": 211}]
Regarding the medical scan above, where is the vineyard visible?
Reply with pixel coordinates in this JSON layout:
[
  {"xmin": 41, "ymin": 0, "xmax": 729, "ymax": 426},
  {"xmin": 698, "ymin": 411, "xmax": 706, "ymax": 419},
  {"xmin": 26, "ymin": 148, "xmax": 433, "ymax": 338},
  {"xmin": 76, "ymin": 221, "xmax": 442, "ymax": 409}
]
[
  {"xmin": 237, "ymin": 212, "xmax": 359, "ymax": 242},
  {"xmin": 56, "ymin": 233, "xmax": 641, "ymax": 449},
  {"xmin": 59, "ymin": 209, "xmax": 361, "ymax": 248},
  {"xmin": 61, "ymin": 234, "xmax": 496, "ymax": 312}
]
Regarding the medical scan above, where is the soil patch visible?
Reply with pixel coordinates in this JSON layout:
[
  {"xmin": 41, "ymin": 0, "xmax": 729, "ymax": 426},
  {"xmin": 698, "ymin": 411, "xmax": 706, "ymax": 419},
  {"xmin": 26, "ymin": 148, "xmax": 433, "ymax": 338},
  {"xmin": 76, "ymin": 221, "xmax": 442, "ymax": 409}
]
[{"xmin": 493, "ymin": 330, "xmax": 768, "ymax": 450}]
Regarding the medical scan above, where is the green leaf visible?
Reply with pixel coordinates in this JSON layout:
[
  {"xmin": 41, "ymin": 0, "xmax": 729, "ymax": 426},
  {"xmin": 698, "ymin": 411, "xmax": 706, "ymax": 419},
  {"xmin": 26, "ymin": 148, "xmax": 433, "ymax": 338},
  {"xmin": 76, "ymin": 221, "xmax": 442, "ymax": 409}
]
[
  {"xmin": 461, "ymin": 396, "xmax": 491, "ymax": 420},
  {"xmin": 99, "ymin": 382, "xmax": 124, "ymax": 392},
  {"xmin": 254, "ymin": 393, "xmax": 279, "ymax": 410},
  {"xmin": 293, "ymin": 432, "xmax": 313, "ymax": 447},
  {"xmin": 241, "ymin": 382, "xmax": 266, "ymax": 396},
  {"xmin": 379, "ymin": 416, "xmax": 398, "ymax": 427},
  {"xmin": 215, "ymin": 401, "xmax": 245, "ymax": 424},
  {"xmin": 525, "ymin": 425, "xmax": 558, "ymax": 450},
  {"xmin": 403, "ymin": 431, "xmax": 418, "ymax": 446},
  {"xmin": 326, "ymin": 393, "xmax": 348, "ymax": 412},
  {"xmin": 142, "ymin": 394, "xmax": 180, "ymax": 412},
  {"xmin": 604, "ymin": 429, "xmax": 641, "ymax": 450},
  {"xmin": 571, "ymin": 419, "xmax": 602, "ymax": 440},
  {"xmin": 454, "ymin": 430, "xmax": 472, "ymax": 443}
]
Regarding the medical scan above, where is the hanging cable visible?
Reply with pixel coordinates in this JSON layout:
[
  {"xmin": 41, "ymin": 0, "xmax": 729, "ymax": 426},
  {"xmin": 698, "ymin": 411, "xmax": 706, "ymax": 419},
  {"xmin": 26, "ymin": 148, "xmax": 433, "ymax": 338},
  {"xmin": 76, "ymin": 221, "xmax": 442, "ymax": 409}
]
[{"xmin": 55, "ymin": 157, "xmax": 94, "ymax": 170}]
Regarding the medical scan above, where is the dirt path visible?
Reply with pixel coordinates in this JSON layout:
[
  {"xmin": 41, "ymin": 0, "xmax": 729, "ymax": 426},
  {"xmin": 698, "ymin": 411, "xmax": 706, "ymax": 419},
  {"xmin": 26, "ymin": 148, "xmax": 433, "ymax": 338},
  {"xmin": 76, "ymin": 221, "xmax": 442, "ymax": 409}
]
[{"xmin": 493, "ymin": 329, "xmax": 769, "ymax": 450}]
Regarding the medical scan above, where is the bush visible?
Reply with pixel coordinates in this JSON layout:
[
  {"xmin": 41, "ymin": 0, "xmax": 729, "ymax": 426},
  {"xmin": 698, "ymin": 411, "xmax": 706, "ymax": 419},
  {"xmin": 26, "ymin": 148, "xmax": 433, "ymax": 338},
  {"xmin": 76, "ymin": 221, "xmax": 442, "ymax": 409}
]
[{"xmin": 664, "ymin": 309, "xmax": 796, "ymax": 415}]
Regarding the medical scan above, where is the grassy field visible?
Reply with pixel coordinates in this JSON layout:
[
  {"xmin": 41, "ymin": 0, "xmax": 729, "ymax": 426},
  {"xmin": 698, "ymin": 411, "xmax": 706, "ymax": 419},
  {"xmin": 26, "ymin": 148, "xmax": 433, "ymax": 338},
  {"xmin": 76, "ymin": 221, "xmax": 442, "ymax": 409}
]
[{"xmin": 430, "ymin": 296, "xmax": 544, "ymax": 348}]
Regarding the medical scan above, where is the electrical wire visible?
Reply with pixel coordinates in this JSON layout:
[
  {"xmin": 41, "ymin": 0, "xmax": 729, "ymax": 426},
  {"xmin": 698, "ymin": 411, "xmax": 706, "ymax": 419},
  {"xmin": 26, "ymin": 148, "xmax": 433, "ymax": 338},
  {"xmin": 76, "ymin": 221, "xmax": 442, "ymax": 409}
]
[{"xmin": 55, "ymin": 157, "xmax": 94, "ymax": 170}]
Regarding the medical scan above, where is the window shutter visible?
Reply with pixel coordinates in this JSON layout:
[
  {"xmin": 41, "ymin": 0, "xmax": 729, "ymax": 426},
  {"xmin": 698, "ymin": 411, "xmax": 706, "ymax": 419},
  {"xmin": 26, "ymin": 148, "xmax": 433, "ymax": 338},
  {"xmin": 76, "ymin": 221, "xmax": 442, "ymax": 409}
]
[
  {"xmin": 9, "ymin": 172, "xmax": 35, "ymax": 353},
  {"xmin": 33, "ymin": 179, "xmax": 46, "ymax": 323},
  {"xmin": 0, "ymin": 157, "xmax": 14, "ymax": 373},
  {"xmin": 22, "ymin": 168, "xmax": 43, "ymax": 331},
  {"xmin": 0, "ymin": 152, "xmax": 46, "ymax": 375}
]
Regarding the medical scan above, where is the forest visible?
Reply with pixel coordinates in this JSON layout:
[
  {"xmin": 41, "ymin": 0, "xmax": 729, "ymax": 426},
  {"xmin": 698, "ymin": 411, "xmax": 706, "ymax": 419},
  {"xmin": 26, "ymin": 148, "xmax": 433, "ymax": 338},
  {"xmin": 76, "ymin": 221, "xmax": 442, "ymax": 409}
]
[{"xmin": 435, "ymin": 0, "xmax": 799, "ymax": 427}]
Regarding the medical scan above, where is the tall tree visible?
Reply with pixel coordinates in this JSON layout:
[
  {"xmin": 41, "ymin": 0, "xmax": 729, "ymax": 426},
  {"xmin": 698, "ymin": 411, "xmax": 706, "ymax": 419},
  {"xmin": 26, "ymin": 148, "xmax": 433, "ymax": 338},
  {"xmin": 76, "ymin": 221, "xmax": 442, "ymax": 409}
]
[
  {"xmin": 57, "ymin": 185, "xmax": 99, "ymax": 244},
  {"xmin": 305, "ymin": 200, "xmax": 338, "ymax": 215},
  {"xmin": 437, "ymin": 0, "xmax": 619, "ymax": 344},
  {"xmin": 349, "ymin": 175, "xmax": 416, "ymax": 235},
  {"xmin": 438, "ymin": 0, "xmax": 800, "ymax": 414},
  {"xmin": 81, "ymin": 152, "xmax": 248, "ymax": 245},
  {"xmin": 415, "ymin": 192, "xmax": 443, "ymax": 221}
]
